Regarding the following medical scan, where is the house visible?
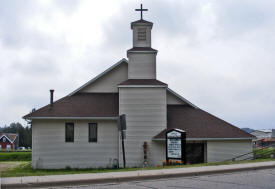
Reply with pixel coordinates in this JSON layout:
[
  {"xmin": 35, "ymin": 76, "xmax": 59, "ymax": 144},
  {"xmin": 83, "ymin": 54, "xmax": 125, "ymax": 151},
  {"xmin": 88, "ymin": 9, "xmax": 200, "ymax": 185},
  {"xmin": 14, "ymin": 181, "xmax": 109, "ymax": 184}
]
[
  {"xmin": 23, "ymin": 6, "xmax": 253, "ymax": 169},
  {"xmin": 0, "ymin": 133, "xmax": 19, "ymax": 150},
  {"xmin": 252, "ymin": 129, "xmax": 275, "ymax": 147},
  {"xmin": 251, "ymin": 129, "xmax": 272, "ymax": 139}
]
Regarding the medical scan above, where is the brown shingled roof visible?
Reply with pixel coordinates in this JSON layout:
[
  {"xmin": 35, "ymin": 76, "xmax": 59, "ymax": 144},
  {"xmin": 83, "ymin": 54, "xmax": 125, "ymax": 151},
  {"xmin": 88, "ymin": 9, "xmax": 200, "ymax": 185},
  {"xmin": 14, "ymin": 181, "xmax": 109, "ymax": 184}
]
[
  {"xmin": 119, "ymin": 79, "xmax": 167, "ymax": 86},
  {"xmin": 131, "ymin": 19, "xmax": 153, "ymax": 25},
  {"xmin": 24, "ymin": 93, "xmax": 118, "ymax": 119},
  {"xmin": 127, "ymin": 47, "xmax": 157, "ymax": 52},
  {"xmin": 154, "ymin": 105, "xmax": 253, "ymax": 139}
]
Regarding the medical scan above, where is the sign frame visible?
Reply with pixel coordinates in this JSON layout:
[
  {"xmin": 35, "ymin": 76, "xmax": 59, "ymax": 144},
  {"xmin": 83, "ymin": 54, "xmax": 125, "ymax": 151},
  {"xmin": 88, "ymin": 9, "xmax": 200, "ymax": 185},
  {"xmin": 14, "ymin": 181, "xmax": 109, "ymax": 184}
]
[{"xmin": 166, "ymin": 129, "xmax": 186, "ymax": 164}]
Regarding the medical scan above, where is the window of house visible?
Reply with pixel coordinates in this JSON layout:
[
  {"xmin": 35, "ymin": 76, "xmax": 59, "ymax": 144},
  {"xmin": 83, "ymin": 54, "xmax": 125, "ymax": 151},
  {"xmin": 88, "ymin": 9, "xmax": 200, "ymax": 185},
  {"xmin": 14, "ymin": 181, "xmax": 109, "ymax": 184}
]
[
  {"xmin": 137, "ymin": 28, "xmax": 146, "ymax": 41},
  {"xmin": 65, "ymin": 123, "xmax": 74, "ymax": 142},
  {"xmin": 89, "ymin": 123, "xmax": 97, "ymax": 142}
]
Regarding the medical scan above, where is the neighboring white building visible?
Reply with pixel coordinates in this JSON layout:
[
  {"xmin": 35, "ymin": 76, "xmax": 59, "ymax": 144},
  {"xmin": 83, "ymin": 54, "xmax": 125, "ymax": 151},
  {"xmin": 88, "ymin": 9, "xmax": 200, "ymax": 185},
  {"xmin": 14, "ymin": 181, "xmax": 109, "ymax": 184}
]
[
  {"xmin": 251, "ymin": 130, "xmax": 272, "ymax": 139},
  {"xmin": 24, "ymin": 7, "xmax": 253, "ymax": 169}
]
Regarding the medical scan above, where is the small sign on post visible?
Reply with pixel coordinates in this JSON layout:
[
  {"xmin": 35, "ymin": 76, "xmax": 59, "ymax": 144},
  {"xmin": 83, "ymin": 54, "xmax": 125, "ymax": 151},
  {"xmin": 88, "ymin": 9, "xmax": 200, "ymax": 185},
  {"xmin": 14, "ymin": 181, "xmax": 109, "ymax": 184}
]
[
  {"xmin": 166, "ymin": 129, "xmax": 186, "ymax": 164},
  {"xmin": 118, "ymin": 114, "xmax": 127, "ymax": 168}
]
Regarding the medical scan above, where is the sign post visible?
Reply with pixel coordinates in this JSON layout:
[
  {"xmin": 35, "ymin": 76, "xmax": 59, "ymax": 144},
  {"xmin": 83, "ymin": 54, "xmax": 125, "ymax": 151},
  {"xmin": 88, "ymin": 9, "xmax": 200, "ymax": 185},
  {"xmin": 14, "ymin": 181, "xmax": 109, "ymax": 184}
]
[
  {"xmin": 166, "ymin": 129, "xmax": 186, "ymax": 164},
  {"xmin": 118, "ymin": 114, "xmax": 126, "ymax": 168}
]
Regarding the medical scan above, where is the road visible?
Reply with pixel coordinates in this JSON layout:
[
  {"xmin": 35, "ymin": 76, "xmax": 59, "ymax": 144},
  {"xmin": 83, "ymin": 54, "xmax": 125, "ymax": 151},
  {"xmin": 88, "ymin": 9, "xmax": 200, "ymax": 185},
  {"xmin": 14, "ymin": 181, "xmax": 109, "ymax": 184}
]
[{"xmin": 39, "ymin": 168, "xmax": 275, "ymax": 189}]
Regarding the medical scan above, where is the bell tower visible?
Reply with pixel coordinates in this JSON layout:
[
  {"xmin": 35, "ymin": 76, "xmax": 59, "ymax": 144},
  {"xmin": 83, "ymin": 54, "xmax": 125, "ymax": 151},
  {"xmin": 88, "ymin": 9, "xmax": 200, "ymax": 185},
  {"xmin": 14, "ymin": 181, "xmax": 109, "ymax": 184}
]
[{"xmin": 127, "ymin": 4, "xmax": 158, "ymax": 79}]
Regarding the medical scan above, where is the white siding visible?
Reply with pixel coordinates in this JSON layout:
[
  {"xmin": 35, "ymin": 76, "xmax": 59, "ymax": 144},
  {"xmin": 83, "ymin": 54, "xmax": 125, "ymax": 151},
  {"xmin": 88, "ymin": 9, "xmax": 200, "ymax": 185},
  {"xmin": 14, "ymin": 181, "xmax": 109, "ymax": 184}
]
[
  {"xmin": 32, "ymin": 120, "xmax": 118, "ymax": 169},
  {"xmin": 207, "ymin": 140, "xmax": 253, "ymax": 162},
  {"xmin": 167, "ymin": 90, "xmax": 186, "ymax": 105},
  {"xmin": 133, "ymin": 25, "xmax": 151, "ymax": 48},
  {"xmin": 128, "ymin": 53, "xmax": 156, "ymax": 79},
  {"xmin": 119, "ymin": 87, "xmax": 166, "ymax": 167},
  {"xmin": 80, "ymin": 62, "xmax": 128, "ymax": 93}
]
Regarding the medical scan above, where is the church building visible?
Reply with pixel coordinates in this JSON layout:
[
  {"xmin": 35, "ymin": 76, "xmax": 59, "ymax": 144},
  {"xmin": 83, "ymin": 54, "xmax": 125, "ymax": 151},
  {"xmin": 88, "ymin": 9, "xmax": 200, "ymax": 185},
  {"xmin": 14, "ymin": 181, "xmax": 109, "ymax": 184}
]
[{"xmin": 24, "ymin": 5, "xmax": 253, "ymax": 169}]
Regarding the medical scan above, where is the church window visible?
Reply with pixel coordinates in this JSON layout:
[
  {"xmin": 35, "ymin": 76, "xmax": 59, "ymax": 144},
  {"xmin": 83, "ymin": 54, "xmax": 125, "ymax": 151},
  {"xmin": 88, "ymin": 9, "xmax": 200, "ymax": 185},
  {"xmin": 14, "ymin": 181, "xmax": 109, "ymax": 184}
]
[
  {"xmin": 89, "ymin": 123, "xmax": 97, "ymax": 142},
  {"xmin": 65, "ymin": 123, "xmax": 74, "ymax": 142},
  {"xmin": 138, "ymin": 28, "xmax": 146, "ymax": 41}
]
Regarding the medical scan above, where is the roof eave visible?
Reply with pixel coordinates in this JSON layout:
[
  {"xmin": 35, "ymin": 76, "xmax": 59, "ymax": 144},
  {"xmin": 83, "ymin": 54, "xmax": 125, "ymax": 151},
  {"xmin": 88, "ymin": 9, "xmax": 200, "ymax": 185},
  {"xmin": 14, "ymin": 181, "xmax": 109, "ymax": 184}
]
[
  {"xmin": 118, "ymin": 85, "xmax": 167, "ymax": 88},
  {"xmin": 26, "ymin": 117, "xmax": 118, "ymax": 120},
  {"xmin": 167, "ymin": 88, "xmax": 198, "ymax": 109},
  {"xmin": 152, "ymin": 137, "xmax": 253, "ymax": 141}
]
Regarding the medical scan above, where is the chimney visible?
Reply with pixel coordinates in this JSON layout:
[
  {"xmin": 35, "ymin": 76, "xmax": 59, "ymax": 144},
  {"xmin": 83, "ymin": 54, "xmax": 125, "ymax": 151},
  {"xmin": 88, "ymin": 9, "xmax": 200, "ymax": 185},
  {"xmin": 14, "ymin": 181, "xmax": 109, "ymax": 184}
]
[{"xmin": 50, "ymin": 89, "xmax": 54, "ymax": 106}]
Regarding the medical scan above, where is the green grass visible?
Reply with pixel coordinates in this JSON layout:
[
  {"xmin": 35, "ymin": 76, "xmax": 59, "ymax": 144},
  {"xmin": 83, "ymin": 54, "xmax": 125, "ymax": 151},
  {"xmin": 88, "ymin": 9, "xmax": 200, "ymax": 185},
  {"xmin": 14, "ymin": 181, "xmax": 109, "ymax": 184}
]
[
  {"xmin": 1, "ymin": 158, "xmax": 275, "ymax": 178},
  {"xmin": 254, "ymin": 147, "xmax": 275, "ymax": 159},
  {"xmin": 0, "ymin": 152, "xmax": 31, "ymax": 161}
]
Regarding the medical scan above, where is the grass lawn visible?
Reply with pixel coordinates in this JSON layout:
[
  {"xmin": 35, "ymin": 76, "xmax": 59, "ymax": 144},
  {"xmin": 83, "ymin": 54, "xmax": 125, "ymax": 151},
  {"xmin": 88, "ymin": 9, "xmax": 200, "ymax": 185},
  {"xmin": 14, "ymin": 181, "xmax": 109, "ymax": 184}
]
[
  {"xmin": 254, "ymin": 147, "xmax": 275, "ymax": 158},
  {"xmin": 0, "ymin": 152, "xmax": 31, "ymax": 161},
  {"xmin": 1, "ymin": 158, "xmax": 275, "ymax": 178}
]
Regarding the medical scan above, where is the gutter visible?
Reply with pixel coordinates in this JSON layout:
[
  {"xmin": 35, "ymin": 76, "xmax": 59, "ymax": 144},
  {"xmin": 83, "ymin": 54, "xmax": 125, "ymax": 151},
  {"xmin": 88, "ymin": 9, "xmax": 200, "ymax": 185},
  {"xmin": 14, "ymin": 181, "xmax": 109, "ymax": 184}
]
[
  {"xmin": 152, "ymin": 137, "xmax": 253, "ymax": 141},
  {"xmin": 25, "ymin": 117, "xmax": 118, "ymax": 120}
]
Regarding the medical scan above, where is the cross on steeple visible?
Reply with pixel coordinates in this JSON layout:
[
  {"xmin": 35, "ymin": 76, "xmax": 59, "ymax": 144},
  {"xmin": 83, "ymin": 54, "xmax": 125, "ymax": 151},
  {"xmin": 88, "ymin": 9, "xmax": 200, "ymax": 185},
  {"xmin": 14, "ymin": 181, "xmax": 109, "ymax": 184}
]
[{"xmin": 135, "ymin": 4, "xmax": 148, "ymax": 20}]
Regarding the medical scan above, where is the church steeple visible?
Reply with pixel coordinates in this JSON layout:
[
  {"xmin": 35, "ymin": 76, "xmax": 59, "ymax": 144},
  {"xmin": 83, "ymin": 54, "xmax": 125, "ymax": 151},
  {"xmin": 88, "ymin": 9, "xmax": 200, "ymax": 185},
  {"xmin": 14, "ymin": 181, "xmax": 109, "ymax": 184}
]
[
  {"xmin": 131, "ymin": 4, "xmax": 152, "ymax": 48},
  {"xmin": 127, "ymin": 4, "xmax": 158, "ymax": 79}
]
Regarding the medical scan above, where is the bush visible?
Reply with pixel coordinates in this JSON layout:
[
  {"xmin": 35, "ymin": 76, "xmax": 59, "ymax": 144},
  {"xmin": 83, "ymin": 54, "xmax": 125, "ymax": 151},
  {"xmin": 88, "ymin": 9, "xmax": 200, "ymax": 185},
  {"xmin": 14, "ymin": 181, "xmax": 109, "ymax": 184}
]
[
  {"xmin": 0, "ymin": 152, "xmax": 31, "ymax": 161},
  {"xmin": 254, "ymin": 147, "xmax": 275, "ymax": 159}
]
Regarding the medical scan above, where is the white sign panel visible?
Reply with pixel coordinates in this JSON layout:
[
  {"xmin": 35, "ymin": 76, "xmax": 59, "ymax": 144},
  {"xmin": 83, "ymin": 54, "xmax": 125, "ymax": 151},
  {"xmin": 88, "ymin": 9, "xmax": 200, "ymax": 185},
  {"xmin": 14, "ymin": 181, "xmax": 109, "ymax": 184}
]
[
  {"xmin": 167, "ymin": 131, "xmax": 181, "ymax": 138},
  {"xmin": 167, "ymin": 138, "xmax": 182, "ymax": 159}
]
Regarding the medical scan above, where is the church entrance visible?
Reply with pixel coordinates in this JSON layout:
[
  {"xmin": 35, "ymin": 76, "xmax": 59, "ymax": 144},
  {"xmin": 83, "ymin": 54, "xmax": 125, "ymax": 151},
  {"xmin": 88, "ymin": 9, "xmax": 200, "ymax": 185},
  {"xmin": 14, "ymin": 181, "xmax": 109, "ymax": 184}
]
[{"xmin": 186, "ymin": 143, "xmax": 205, "ymax": 164}]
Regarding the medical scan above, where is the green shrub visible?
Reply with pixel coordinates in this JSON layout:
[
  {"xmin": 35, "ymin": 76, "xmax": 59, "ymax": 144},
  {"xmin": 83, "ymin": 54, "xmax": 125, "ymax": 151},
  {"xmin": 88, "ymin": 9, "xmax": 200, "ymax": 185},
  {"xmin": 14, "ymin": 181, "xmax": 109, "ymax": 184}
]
[
  {"xmin": 0, "ymin": 152, "xmax": 31, "ymax": 161},
  {"xmin": 254, "ymin": 147, "xmax": 275, "ymax": 159}
]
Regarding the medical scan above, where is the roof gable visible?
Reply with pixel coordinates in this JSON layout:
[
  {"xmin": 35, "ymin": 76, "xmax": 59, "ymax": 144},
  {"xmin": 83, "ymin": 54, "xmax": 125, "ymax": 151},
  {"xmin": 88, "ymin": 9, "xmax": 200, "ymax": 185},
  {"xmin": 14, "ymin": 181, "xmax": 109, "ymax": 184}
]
[
  {"xmin": 0, "ymin": 133, "xmax": 17, "ymax": 143},
  {"xmin": 167, "ymin": 88, "xmax": 198, "ymax": 108},
  {"xmin": 69, "ymin": 58, "xmax": 128, "ymax": 95}
]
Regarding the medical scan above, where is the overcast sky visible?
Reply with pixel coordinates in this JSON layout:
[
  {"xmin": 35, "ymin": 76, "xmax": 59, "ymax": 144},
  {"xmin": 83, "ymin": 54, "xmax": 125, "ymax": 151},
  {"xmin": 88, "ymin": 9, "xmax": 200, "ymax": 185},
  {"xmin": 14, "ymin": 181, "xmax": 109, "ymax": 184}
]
[{"xmin": 1, "ymin": 0, "xmax": 275, "ymax": 130}]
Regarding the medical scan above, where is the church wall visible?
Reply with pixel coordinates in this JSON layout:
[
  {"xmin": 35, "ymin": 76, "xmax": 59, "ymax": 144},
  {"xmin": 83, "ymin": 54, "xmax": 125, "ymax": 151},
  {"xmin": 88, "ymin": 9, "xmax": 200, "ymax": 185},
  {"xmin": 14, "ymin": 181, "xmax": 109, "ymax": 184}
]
[
  {"xmin": 207, "ymin": 140, "xmax": 252, "ymax": 162},
  {"xmin": 167, "ymin": 90, "xmax": 186, "ymax": 105},
  {"xmin": 119, "ymin": 87, "xmax": 167, "ymax": 167},
  {"xmin": 80, "ymin": 62, "xmax": 128, "ymax": 93},
  {"xmin": 128, "ymin": 53, "xmax": 156, "ymax": 79},
  {"xmin": 133, "ymin": 26, "xmax": 151, "ymax": 47},
  {"xmin": 32, "ymin": 119, "xmax": 119, "ymax": 169}
]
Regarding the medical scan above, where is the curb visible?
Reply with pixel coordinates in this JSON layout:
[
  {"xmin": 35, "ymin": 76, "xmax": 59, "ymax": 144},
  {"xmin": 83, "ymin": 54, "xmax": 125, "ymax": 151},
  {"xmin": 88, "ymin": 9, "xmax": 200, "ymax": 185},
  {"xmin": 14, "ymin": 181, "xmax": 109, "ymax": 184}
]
[{"xmin": 2, "ymin": 163, "xmax": 275, "ymax": 189}]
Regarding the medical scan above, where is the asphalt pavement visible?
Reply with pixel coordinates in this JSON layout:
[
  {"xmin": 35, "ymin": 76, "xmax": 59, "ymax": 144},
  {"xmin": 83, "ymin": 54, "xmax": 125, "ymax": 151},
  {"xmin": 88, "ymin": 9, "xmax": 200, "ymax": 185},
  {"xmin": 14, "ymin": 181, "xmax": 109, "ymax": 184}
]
[{"xmin": 38, "ymin": 168, "xmax": 275, "ymax": 189}]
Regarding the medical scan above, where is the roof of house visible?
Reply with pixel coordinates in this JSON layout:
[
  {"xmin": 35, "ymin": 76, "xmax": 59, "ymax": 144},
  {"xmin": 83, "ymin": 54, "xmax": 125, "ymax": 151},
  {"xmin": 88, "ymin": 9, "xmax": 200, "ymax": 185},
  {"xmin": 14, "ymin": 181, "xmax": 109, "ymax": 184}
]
[
  {"xmin": 131, "ymin": 19, "xmax": 153, "ymax": 25},
  {"xmin": 127, "ymin": 47, "xmax": 158, "ymax": 52},
  {"xmin": 0, "ymin": 133, "xmax": 18, "ymax": 143},
  {"xmin": 23, "ymin": 93, "xmax": 119, "ymax": 119},
  {"xmin": 153, "ymin": 105, "xmax": 253, "ymax": 140},
  {"xmin": 119, "ymin": 79, "xmax": 167, "ymax": 86}
]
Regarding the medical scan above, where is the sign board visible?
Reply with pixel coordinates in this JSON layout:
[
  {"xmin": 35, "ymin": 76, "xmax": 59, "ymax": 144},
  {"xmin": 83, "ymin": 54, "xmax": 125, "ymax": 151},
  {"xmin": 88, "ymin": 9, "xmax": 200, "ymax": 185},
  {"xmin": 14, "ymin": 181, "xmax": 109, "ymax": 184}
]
[
  {"xmin": 167, "ymin": 137, "xmax": 182, "ymax": 158},
  {"xmin": 118, "ymin": 114, "xmax": 126, "ymax": 131},
  {"xmin": 166, "ymin": 129, "xmax": 186, "ymax": 164}
]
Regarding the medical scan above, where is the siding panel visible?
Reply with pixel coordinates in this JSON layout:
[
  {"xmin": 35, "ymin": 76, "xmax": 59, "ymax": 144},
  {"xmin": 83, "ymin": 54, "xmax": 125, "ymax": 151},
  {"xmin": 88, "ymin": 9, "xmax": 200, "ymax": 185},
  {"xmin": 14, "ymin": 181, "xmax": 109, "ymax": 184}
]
[
  {"xmin": 207, "ymin": 140, "xmax": 253, "ymax": 162},
  {"xmin": 119, "ymin": 87, "xmax": 166, "ymax": 167},
  {"xmin": 32, "ymin": 120, "xmax": 118, "ymax": 169}
]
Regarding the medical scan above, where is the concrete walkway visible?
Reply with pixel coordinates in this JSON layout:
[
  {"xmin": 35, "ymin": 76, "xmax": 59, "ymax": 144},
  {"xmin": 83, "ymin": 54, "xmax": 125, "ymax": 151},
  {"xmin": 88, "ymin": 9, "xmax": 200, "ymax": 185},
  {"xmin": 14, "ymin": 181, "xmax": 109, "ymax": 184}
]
[{"xmin": 2, "ymin": 161, "xmax": 275, "ymax": 188}]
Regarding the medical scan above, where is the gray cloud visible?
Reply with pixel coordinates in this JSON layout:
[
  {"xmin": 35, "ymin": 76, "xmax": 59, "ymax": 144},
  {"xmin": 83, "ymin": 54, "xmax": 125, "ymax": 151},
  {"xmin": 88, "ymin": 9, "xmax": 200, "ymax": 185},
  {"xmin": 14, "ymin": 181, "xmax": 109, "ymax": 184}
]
[{"xmin": 0, "ymin": 0, "xmax": 275, "ymax": 130}]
